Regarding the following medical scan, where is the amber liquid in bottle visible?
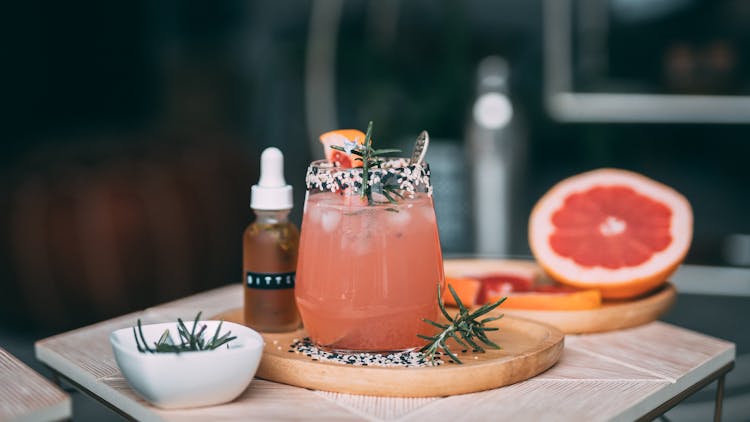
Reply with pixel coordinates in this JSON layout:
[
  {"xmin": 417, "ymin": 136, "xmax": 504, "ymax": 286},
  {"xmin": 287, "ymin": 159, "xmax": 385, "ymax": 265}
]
[{"xmin": 243, "ymin": 209, "xmax": 301, "ymax": 332}]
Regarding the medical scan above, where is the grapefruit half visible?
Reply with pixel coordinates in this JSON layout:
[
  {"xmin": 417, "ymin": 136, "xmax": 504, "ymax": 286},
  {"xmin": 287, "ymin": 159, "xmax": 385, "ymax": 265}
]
[{"xmin": 529, "ymin": 168, "xmax": 693, "ymax": 299}]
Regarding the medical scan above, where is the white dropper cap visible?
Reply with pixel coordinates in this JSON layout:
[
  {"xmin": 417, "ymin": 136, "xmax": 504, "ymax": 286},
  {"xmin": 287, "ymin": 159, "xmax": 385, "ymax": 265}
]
[{"xmin": 251, "ymin": 147, "xmax": 293, "ymax": 210}]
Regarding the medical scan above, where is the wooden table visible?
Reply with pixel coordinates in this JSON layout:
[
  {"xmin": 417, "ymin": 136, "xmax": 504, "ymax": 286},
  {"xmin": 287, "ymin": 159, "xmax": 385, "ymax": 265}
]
[
  {"xmin": 35, "ymin": 285, "xmax": 735, "ymax": 422},
  {"xmin": 1, "ymin": 347, "xmax": 71, "ymax": 422}
]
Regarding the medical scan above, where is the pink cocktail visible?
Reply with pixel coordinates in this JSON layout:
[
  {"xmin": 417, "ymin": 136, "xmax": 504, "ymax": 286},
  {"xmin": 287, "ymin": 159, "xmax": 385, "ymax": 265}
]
[{"xmin": 296, "ymin": 159, "xmax": 444, "ymax": 351}]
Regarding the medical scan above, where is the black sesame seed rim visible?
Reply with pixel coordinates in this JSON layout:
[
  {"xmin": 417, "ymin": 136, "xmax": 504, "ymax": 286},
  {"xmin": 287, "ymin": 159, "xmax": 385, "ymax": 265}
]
[
  {"xmin": 305, "ymin": 158, "xmax": 432, "ymax": 195},
  {"xmin": 288, "ymin": 337, "xmax": 443, "ymax": 368}
]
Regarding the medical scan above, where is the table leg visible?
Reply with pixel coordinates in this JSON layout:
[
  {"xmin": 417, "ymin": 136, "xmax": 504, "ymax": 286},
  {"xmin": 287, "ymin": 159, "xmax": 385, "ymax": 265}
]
[
  {"xmin": 43, "ymin": 369, "xmax": 73, "ymax": 422},
  {"xmin": 42, "ymin": 364, "xmax": 136, "ymax": 421},
  {"xmin": 636, "ymin": 361, "xmax": 734, "ymax": 422},
  {"xmin": 50, "ymin": 370, "xmax": 62, "ymax": 388},
  {"xmin": 714, "ymin": 373, "xmax": 726, "ymax": 422}
]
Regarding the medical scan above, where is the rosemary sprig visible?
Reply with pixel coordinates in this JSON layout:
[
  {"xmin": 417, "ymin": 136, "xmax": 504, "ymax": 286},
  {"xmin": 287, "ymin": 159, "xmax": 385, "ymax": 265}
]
[
  {"xmin": 360, "ymin": 121, "xmax": 373, "ymax": 203},
  {"xmin": 329, "ymin": 121, "xmax": 402, "ymax": 205},
  {"xmin": 133, "ymin": 312, "xmax": 237, "ymax": 354},
  {"xmin": 418, "ymin": 284, "xmax": 507, "ymax": 364}
]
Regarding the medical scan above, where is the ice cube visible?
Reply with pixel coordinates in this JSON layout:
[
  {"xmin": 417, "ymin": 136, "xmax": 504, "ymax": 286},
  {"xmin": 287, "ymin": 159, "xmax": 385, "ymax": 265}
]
[
  {"xmin": 321, "ymin": 210, "xmax": 341, "ymax": 232},
  {"xmin": 340, "ymin": 229, "xmax": 373, "ymax": 256},
  {"xmin": 370, "ymin": 192, "xmax": 388, "ymax": 203},
  {"xmin": 350, "ymin": 236, "xmax": 373, "ymax": 256},
  {"xmin": 305, "ymin": 202, "xmax": 323, "ymax": 224},
  {"xmin": 387, "ymin": 208, "xmax": 412, "ymax": 227},
  {"xmin": 420, "ymin": 206, "xmax": 437, "ymax": 224}
]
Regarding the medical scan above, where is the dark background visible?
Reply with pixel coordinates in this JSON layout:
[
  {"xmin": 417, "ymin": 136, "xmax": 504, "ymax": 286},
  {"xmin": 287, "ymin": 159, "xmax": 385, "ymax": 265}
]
[{"xmin": 5, "ymin": 0, "xmax": 749, "ymax": 330}]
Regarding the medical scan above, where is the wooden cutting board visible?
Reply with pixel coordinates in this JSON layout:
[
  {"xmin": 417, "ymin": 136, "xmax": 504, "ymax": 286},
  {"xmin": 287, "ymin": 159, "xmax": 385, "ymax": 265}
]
[
  {"xmin": 443, "ymin": 259, "xmax": 677, "ymax": 334},
  {"xmin": 213, "ymin": 308, "xmax": 564, "ymax": 397}
]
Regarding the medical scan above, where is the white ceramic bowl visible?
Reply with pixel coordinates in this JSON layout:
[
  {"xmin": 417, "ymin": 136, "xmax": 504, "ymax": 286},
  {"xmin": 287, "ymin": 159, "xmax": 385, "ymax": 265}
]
[{"xmin": 110, "ymin": 320, "xmax": 263, "ymax": 409}]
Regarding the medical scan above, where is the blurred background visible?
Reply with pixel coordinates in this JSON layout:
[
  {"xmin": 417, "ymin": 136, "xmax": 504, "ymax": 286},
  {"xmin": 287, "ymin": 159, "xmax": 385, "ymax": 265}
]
[{"xmin": 2, "ymin": 0, "xmax": 750, "ymax": 420}]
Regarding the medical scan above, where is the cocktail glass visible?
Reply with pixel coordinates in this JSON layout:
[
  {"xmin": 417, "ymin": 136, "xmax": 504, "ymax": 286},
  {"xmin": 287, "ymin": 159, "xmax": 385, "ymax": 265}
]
[{"xmin": 296, "ymin": 158, "xmax": 444, "ymax": 352}]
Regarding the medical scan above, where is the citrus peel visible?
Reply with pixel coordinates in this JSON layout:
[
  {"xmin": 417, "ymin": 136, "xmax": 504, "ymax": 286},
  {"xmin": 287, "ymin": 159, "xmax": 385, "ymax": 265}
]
[{"xmin": 319, "ymin": 129, "xmax": 366, "ymax": 168}]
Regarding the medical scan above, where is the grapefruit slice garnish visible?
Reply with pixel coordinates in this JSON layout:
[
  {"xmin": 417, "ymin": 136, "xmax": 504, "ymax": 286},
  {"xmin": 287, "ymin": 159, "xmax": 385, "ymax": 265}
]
[
  {"xmin": 443, "ymin": 277, "xmax": 482, "ymax": 307},
  {"xmin": 486, "ymin": 290, "xmax": 601, "ymax": 311},
  {"xmin": 474, "ymin": 274, "xmax": 534, "ymax": 304},
  {"xmin": 529, "ymin": 168, "xmax": 693, "ymax": 299},
  {"xmin": 443, "ymin": 274, "xmax": 601, "ymax": 310},
  {"xmin": 319, "ymin": 129, "xmax": 366, "ymax": 168}
]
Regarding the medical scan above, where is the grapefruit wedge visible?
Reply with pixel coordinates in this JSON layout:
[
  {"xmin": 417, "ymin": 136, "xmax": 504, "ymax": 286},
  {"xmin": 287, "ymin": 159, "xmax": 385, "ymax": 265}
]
[
  {"xmin": 529, "ymin": 168, "xmax": 693, "ymax": 299},
  {"xmin": 443, "ymin": 273, "xmax": 601, "ymax": 310},
  {"xmin": 442, "ymin": 277, "xmax": 482, "ymax": 307},
  {"xmin": 319, "ymin": 129, "xmax": 366, "ymax": 168},
  {"xmin": 486, "ymin": 289, "xmax": 601, "ymax": 311}
]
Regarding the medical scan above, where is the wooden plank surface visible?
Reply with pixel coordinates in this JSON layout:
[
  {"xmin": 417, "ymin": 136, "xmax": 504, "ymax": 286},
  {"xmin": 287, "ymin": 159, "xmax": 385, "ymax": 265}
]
[
  {"xmin": 565, "ymin": 322, "xmax": 736, "ymax": 382},
  {"xmin": 35, "ymin": 284, "xmax": 736, "ymax": 421},
  {"xmin": 97, "ymin": 378, "xmax": 359, "ymax": 422},
  {"xmin": 0, "ymin": 347, "xmax": 70, "ymax": 422}
]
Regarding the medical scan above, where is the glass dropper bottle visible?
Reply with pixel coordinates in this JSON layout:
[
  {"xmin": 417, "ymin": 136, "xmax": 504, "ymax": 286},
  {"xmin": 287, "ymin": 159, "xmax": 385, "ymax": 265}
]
[{"xmin": 243, "ymin": 147, "xmax": 301, "ymax": 332}]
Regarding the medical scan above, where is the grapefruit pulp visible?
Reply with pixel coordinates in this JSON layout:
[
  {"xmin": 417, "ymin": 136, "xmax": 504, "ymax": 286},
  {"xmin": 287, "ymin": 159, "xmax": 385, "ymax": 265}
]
[{"xmin": 529, "ymin": 168, "xmax": 692, "ymax": 299}]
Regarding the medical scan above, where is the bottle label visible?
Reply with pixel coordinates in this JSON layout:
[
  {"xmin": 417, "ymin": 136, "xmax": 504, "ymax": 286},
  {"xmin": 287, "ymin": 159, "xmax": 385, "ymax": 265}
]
[{"xmin": 246, "ymin": 271, "xmax": 295, "ymax": 289}]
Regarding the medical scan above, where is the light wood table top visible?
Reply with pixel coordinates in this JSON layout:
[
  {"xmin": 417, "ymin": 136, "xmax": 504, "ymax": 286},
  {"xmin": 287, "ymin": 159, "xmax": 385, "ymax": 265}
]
[
  {"xmin": 1, "ymin": 347, "xmax": 71, "ymax": 422},
  {"xmin": 35, "ymin": 285, "xmax": 735, "ymax": 422}
]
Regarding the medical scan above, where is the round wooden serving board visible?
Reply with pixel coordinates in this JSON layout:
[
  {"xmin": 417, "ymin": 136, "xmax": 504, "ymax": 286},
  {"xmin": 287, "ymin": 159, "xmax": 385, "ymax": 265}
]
[
  {"xmin": 443, "ymin": 259, "xmax": 677, "ymax": 334},
  {"xmin": 213, "ymin": 308, "xmax": 564, "ymax": 397}
]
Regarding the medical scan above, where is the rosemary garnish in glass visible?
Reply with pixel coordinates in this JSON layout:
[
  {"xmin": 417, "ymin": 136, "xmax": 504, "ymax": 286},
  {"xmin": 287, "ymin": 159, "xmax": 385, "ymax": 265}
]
[
  {"xmin": 419, "ymin": 284, "xmax": 507, "ymax": 364},
  {"xmin": 329, "ymin": 121, "xmax": 401, "ymax": 205},
  {"xmin": 133, "ymin": 312, "xmax": 237, "ymax": 354}
]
